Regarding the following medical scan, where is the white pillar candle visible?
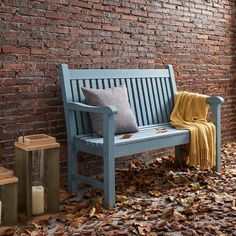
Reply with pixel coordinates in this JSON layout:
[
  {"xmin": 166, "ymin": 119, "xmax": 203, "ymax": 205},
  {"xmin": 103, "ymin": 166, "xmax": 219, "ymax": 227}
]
[
  {"xmin": 32, "ymin": 186, "xmax": 44, "ymax": 215},
  {"xmin": 0, "ymin": 200, "xmax": 2, "ymax": 224}
]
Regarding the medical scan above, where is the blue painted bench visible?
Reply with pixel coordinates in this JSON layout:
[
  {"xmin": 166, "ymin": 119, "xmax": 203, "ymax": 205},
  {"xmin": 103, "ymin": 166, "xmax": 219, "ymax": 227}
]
[{"xmin": 59, "ymin": 64, "xmax": 224, "ymax": 208}]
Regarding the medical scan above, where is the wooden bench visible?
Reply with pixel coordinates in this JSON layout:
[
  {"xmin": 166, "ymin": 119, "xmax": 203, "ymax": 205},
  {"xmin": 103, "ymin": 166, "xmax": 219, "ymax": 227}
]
[{"xmin": 59, "ymin": 64, "xmax": 224, "ymax": 208}]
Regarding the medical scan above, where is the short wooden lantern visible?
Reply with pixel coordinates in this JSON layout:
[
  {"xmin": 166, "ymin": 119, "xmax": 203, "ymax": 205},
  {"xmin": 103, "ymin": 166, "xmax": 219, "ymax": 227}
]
[
  {"xmin": 14, "ymin": 134, "xmax": 60, "ymax": 221},
  {"xmin": 0, "ymin": 167, "xmax": 18, "ymax": 225}
]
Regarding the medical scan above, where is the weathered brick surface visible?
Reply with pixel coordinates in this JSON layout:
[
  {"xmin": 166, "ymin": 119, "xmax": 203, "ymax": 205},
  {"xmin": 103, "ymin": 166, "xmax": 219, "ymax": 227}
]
[{"xmin": 0, "ymin": 0, "xmax": 235, "ymax": 177}]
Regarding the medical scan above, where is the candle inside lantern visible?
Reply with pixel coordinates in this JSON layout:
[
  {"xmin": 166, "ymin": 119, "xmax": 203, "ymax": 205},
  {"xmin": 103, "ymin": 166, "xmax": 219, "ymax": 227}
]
[{"xmin": 32, "ymin": 186, "xmax": 44, "ymax": 215}]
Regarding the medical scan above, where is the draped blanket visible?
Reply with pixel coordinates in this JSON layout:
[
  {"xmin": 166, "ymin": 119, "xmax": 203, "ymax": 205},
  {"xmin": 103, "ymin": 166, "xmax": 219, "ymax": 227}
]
[{"xmin": 170, "ymin": 92, "xmax": 216, "ymax": 170}]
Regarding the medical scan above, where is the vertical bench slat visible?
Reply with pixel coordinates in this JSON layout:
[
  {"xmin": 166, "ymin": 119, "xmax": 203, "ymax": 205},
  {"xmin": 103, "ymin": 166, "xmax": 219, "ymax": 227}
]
[
  {"xmin": 161, "ymin": 77, "xmax": 171, "ymax": 122},
  {"xmin": 104, "ymin": 79, "xmax": 109, "ymax": 88},
  {"xmin": 141, "ymin": 78, "xmax": 153, "ymax": 125},
  {"xmin": 137, "ymin": 78, "xmax": 148, "ymax": 126},
  {"xmin": 124, "ymin": 78, "xmax": 137, "ymax": 122},
  {"xmin": 97, "ymin": 79, "xmax": 103, "ymax": 89},
  {"xmin": 130, "ymin": 78, "xmax": 143, "ymax": 126},
  {"xmin": 166, "ymin": 64, "xmax": 177, "ymax": 94},
  {"xmin": 151, "ymin": 78, "xmax": 162, "ymax": 123},
  {"xmin": 114, "ymin": 78, "xmax": 120, "ymax": 87},
  {"xmin": 91, "ymin": 79, "xmax": 97, "ymax": 89},
  {"xmin": 82, "ymin": 80, "xmax": 92, "ymax": 134},
  {"xmin": 84, "ymin": 79, "xmax": 90, "ymax": 91},
  {"xmin": 165, "ymin": 77, "xmax": 174, "ymax": 112},
  {"xmin": 71, "ymin": 80, "xmax": 81, "ymax": 135},
  {"xmin": 146, "ymin": 79, "xmax": 157, "ymax": 124},
  {"xmin": 109, "ymin": 79, "xmax": 115, "ymax": 88},
  {"xmin": 157, "ymin": 79, "xmax": 167, "ymax": 123},
  {"xmin": 153, "ymin": 78, "xmax": 163, "ymax": 123}
]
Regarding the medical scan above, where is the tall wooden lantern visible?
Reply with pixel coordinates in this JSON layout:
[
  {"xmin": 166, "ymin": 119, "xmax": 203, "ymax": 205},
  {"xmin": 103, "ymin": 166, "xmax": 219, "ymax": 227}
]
[
  {"xmin": 14, "ymin": 134, "xmax": 60, "ymax": 221},
  {"xmin": 0, "ymin": 167, "xmax": 18, "ymax": 226}
]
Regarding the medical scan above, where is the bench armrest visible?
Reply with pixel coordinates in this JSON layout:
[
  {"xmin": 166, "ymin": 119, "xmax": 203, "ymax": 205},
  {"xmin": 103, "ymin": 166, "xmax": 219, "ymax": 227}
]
[
  {"xmin": 206, "ymin": 96, "xmax": 224, "ymax": 105},
  {"xmin": 67, "ymin": 102, "xmax": 118, "ymax": 115},
  {"xmin": 206, "ymin": 96, "xmax": 224, "ymax": 172},
  {"xmin": 67, "ymin": 102, "xmax": 117, "ymax": 150}
]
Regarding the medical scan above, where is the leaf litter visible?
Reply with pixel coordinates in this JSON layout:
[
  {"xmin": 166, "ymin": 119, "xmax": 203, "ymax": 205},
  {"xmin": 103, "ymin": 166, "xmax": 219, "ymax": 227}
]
[{"xmin": 5, "ymin": 142, "xmax": 236, "ymax": 236}]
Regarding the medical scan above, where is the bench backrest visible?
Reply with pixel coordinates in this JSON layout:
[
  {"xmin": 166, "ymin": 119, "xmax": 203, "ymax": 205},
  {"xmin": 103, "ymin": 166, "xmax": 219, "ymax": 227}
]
[{"xmin": 60, "ymin": 64, "xmax": 177, "ymax": 135}]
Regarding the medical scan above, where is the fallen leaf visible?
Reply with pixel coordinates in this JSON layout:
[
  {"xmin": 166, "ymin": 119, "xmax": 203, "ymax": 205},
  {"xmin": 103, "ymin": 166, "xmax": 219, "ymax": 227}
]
[
  {"xmin": 173, "ymin": 210, "xmax": 187, "ymax": 221},
  {"xmin": 32, "ymin": 222, "xmax": 42, "ymax": 229},
  {"xmin": 127, "ymin": 185, "xmax": 137, "ymax": 193},
  {"xmin": 89, "ymin": 207, "xmax": 96, "ymax": 217},
  {"xmin": 162, "ymin": 208, "xmax": 175, "ymax": 218},
  {"xmin": 213, "ymin": 194, "xmax": 224, "ymax": 204},
  {"xmin": 137, "ymin": 225, "xmax": 151, "ymax": 235},
  {"xmin": 149, "ymin": 190, "xmax": 161, "ymax": 197},
  {"xmin": 155, "ymin": 220, "xmax": 167, "ymax": 229},
  {"xmin": 155, "ymin": 128, "xmax": 167, "ymax": 133},
  {"xmin": 122, "ymin": 133, "xmax": 132, "ymax": 139},
  {"xmin": 183, "ymin": 207, "xmax": 194, "ymax": 215},
  {"xmin": 116, "ymin": 195, "xmax": 127, "ymax": 204},
  {"xmin": 129, "ymin": 160, "xmax": 143, "ymax": 169}
]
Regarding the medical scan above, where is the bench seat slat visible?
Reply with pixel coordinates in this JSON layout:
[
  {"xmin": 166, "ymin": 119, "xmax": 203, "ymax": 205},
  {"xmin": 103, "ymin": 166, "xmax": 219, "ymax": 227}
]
[{"xmin": 76, "ymin": 124, "xmax": 189, "ymax": 158}]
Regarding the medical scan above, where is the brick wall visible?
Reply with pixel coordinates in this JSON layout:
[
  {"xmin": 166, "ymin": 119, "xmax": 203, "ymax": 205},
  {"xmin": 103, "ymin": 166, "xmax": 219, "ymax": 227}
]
[{"xmin": 0, "ymin": 0, "xmax": 235, "ymax": 175}]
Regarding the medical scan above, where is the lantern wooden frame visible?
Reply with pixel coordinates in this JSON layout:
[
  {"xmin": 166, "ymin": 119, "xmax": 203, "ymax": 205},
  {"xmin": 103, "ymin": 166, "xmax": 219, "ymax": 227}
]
[
  {"xmin": 0, "ymin": 167, "xmax": 18, "ymax": 225},
  {"xmin": 14, "ymin": 134, "xmax": 60, "ymax": 221}
]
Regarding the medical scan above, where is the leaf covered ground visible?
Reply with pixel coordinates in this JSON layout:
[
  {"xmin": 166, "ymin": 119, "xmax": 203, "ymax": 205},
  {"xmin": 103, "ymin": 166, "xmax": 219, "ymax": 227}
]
[{"xmin": 3, "ymin": 142, "xmax": 236, "ymax": 236}]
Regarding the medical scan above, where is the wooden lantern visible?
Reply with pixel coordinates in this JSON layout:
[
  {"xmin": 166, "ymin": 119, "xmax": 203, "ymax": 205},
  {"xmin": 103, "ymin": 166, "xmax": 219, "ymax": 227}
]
[
  {"xmin": 0, "ymin": 167, "xmax": 18, "ymax": 225},
  {"xmin": 14, "ymin": 134, "xmax": 60, "ymax": 221}
]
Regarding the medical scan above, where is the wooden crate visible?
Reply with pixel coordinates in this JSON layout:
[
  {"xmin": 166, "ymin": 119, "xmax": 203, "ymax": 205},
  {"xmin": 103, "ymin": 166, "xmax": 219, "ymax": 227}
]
[
  {"xmin": 0, "ymin": 168, "xmax": 18, "ymax": 226},
  {"xmin": 14, "ymin": 134, "xmax": 60, "ymax": 221},
  {"xmin": 15, "ymin": 134, "xmax": 60, "ymax": 151}
]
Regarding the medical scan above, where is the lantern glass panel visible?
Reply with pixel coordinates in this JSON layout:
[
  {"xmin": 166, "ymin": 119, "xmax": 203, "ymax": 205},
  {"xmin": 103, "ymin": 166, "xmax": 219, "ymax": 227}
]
[{"xmin": 32, "ymin": 150, "xmax": 47, "ymax": 215}]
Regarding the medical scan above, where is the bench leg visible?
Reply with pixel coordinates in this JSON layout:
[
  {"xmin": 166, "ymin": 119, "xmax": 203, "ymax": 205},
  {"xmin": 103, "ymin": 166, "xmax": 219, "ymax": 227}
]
[
  {"xmin": 175, "ymin": 145, "xmax": 182, "ymax": 164},
  {"xmin": 103, "ymin": 153, "xmax": 115, "ymax": 209},
  {"xmin": 175, "ymin": 145, "xmax": 188, "ymax": 165},
  {"xmin": 68, "ymin": 145, "xmax": 78, "ymax": 193}
]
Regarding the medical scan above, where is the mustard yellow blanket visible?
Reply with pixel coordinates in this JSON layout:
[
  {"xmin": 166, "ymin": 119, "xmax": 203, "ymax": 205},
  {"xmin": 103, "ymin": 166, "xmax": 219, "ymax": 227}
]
[{"xmin": 170, "ymin": 91, "xmax": 216, "ymax": 170}]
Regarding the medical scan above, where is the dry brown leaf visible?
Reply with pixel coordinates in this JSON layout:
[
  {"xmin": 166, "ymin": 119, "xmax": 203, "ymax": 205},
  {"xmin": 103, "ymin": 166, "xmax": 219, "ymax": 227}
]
[
  {"xmin": 213, "ymin": 194, "xmax": 224, "ymax": 204},
  {"xmin": 54, "ymin": 227, "xmax": 66, "ymax": 235},
  {"xmin": 122, "ymin": 133, "xmax": 132, "ymax": 139},
  {"xmin": 155, "ymin": 220, "xmax": 167, "ymax": 229},
  {"xmin": 70, "ymin": 216, "xmax": 86, "ymax": 229},
  {"xmin": 173, "ymin": 210, "xmax": 187, "ymax": 221},
  {"xmin": 116, "ymin": 195, "xmax": 127, "ymax": 204},
  {"xmin": 0, "ymin": 227, "xmax": 14, "ymax": 236},
  {"xmin": 137, "ymin": 226, "xmax": 151, "ymax": 235},
  {"xmin": 149, "ymin": 190, "xmax": 161, "ymax": 197},
  {"xmin": 127, "ymin": 185, "xmax": 137, "ymax": 193},
  {"xmin": 155, "ymin": 128, "xmax": 167, "ymax": 133},
  {"xmin": 129, "ymin": 160, "xmax": 143, "ymax": 169},
  {"xmin": 162, "ymin": 208, "xmax": 174, "ymax": 218},
  {"xmin": 183, "ymin": 207, "xmax": 194, "ymax": 216},
  {"xmin": 89, "ymin": 206, "xmax": 96, "ymax": 217}
]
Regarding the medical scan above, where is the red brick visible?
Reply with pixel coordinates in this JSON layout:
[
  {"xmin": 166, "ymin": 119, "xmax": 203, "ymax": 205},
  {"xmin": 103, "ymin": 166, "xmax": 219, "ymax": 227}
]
[
  {"xmin": 121, "ymin": 14, "xmax": 138, "ymax": 21},
  {"xmin": 3, "ymin": 63, "xmax": 26, "ymax": 69},
  {"xmin": 102, "ymin": 25, "xmax": 120, "ymax": 31},
  {"xmin": 197, "ymin": 35, "xmax": 209, "ymax": 39},
  {"xmin": 44, "ymin": 11, "xmax": 69, "ymax": 20},
  {"xmin": 31, "ymin": 48, "xmax": 49, "ymax": 55},
  {"xmin": 2, "ymin": 46, "xmax": 30, "ymax": 54},
  {"xmin": 70, "ymin": 1, "xmax": 92, "ymax": 9}
]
